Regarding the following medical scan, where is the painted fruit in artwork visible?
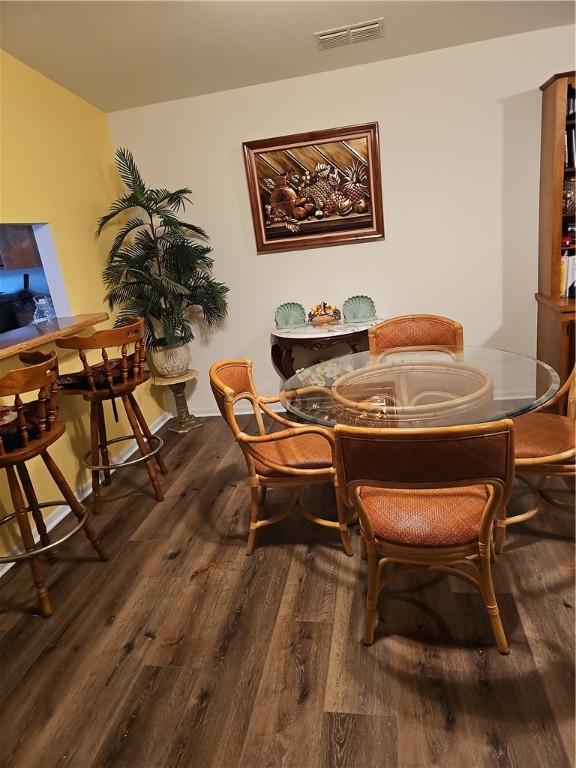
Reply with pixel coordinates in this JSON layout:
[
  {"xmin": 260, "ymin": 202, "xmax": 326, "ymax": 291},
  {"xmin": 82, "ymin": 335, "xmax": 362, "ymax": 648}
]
[
  {"xmin": 324, "ymin": 190, "xmax": 347, "ymax": 216},
  {"xmin": 343, "ymin": 160, "xmax": 368, "ymax": 203},
  {"xmin": 270, "ymin": 174, "xmax": 297, "ymax": 216},
  {"xmin": 337, "ymin": 198, "xmax": 353, "ymax": 216},
  {"xmin": 354, "ymin": 199, "xmax": 369, "ymax": 214}
]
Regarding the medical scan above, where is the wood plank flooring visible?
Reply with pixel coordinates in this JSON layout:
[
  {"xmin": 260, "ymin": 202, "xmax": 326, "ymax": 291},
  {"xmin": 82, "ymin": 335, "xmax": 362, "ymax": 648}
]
[{"xmin": 0, "ymin": 416, "xmax": 573, "ymax": 768}]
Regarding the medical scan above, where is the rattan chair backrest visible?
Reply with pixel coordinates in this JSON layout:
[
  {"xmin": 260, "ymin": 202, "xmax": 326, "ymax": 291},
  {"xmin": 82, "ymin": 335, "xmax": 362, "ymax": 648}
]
[
  {"xmin": 334, "ymin": 420, "xmax": 514, "ymax": 496},
  {"xmin": 368, "ymin": 314, "xmax": 463, "ymax": 355},
  {"xmin": 209, "ymin": 358, "xmax": 267, "ymax": 436}
]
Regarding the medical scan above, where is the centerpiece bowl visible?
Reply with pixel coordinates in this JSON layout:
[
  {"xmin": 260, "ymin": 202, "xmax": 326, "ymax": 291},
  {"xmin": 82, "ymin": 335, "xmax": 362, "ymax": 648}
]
[{"xmin": 308, "ymin": 301, "xmax": 341, "ymax": 326}]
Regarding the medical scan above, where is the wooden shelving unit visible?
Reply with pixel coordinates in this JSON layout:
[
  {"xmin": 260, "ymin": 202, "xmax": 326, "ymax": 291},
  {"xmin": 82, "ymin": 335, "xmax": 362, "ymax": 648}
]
[{"xmin": 536, "ymin": 71, "xmax": 576, "ymax": 384}]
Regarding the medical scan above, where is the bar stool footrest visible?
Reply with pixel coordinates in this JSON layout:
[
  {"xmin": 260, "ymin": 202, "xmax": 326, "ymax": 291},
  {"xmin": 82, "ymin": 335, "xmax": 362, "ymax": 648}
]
[
  {"xmin": 81, "ymin": 434, "xmax": 164, "ymax": 471},
  {"xmin": 0, "ymin": 500, "xmax": 90, "ymax": 563}
]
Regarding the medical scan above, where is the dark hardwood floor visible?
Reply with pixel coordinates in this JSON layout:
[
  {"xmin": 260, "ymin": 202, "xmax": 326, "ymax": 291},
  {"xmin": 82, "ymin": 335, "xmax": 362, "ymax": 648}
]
[{"xmin": 0, "ymin": 416, "xmax": 573, "ymax": 768}]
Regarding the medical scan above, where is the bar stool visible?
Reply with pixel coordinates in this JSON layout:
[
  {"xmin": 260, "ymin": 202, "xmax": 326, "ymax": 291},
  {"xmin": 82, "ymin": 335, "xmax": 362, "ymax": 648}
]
[
  {"xmin": 0, "ymin": 351, "xmax": 108, "ymax": 617},
  {"xmin": 56, "ymin": 318, "xmax": 167, "ymax": 515}
]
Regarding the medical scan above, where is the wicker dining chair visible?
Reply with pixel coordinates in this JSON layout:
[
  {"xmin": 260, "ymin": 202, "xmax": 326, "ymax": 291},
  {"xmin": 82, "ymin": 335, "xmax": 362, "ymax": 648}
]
[
  {"xmin": 209, "ymin": 358, "xmax": 352, "ymax": 556},
  {"xmin": 495, "ymin": 365, "xmax": 575, "ymax": 553},
  {"xmin": 334, "ymin": 419, "xmax": 515, "ymax": 653},
  {"xmin": 368, "ymin": 314, "xmax": 464, "ymax": 355}
]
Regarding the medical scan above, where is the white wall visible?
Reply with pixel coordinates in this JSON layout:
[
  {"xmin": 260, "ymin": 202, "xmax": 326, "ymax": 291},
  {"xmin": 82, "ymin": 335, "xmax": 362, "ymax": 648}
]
[{"xmin": 108, "ymin": 26, "xmax": 575, "ymax": 414}]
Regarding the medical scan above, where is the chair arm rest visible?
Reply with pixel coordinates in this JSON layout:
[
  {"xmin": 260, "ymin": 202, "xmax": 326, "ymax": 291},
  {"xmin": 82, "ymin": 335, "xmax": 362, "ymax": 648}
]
[
  {"xmin": 258, "ymin": 402, "xmax": 301, "ymax": 428},
  {"xmin": 238, "ymin": 424, "xmax": 335, "ymax": 449}
]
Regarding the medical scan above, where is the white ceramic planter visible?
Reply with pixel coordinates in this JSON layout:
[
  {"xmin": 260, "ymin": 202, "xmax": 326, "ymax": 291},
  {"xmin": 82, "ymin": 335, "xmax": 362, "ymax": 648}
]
[{"xmin": 149, "ymin": 343, "xmax": 190, "ymax": 378}]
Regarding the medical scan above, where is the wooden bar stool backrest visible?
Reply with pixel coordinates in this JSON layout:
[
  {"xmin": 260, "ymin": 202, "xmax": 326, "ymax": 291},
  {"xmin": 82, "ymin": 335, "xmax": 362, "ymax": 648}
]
[
  {"xmin": 209, "ymin": 358, "xmax": 267, "ymax": 437},
  {"xmin": 56, "ymin": 318, "xmax": 147, "ymax": 394},
  {"xmin": 0, "ymin": 351, "xmax": 59, "ymax": 456},
  {"xmin": 334, "ymin": 419, "xmax": 514, "ymax": 537},
  {"xmin": 368, "ymin": 314, "xmax": 464, "ymax": 355}
]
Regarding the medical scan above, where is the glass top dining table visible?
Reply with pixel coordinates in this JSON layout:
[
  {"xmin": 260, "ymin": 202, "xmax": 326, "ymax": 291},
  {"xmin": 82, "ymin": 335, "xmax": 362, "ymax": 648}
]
[{"xmin": 279, "ymin": 346, "xmax": 560, "ymax": 428}]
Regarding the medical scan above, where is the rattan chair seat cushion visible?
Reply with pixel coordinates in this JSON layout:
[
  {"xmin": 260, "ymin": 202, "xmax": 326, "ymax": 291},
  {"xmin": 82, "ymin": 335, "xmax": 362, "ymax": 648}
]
[
  {"xmin": 513, "ymin": 412, "xmax": 575, "ymax": 460},
  {"xmin": 252, "ymin": 433, "xmax": 332, "ymax": 476},
  {"xmin": 58, "ymin": 354, "xmax": 137, "ymax": 391},
  {"xmin": 360, "ymin": 485, "xmax": 490, "ymax": 546}
]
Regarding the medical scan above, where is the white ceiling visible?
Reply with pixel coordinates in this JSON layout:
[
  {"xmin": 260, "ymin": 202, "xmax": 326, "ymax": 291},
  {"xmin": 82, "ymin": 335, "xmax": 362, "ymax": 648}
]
[{"xmin": 0, "ymin": 1, "xmax": 573, "ymax": 112}]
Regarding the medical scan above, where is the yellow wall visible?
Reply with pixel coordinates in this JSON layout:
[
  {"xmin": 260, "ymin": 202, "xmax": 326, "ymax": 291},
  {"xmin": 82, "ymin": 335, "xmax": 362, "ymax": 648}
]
[{"xmin": 0, "ymin": 51, "xmax": 166, "ymax": 554}]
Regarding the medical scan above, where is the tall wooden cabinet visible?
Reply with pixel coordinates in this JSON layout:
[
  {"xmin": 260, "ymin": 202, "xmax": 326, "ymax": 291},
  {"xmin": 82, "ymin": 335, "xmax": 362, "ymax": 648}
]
[{"xmin": 536, "ymin": 71, "xmax": 575, "ymax": 384}]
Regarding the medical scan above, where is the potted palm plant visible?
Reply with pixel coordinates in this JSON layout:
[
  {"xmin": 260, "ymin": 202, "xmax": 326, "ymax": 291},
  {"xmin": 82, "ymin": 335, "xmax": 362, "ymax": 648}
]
[{"xmin": 97, "ymin": 148, "xmax": 229, "ymax": 377}]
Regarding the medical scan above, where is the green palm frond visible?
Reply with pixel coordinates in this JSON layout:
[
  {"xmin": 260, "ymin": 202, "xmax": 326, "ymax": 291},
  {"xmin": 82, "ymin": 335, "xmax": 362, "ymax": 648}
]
[
  {"xmin": 132, "ymin": 227, "xmax": 158, "ymax": 255},
  {"xmin": 156, "ymin": 208, "xmax": 208, "ymax": 240},
  {"xmin": 162, "ymin": 241, "xmax": 214, "ymax": 279},
  {"xmin": 109, "ymin": 217, "xmax": 147, "ymax": 255},
  {"xmin": 115, "ymin": 147, "xmax": 146, "ymax": 195},
  {"xmin": 105, "ymin": 281, "xmax": 149, "ymax": 308},
  {"xmin": 96, "ymin": 192, "xmax": 144, "ymax": 235},
  {"xmin": 149, "ymin": 188, "xmax": 193, "ymax": 212},
  {"xmin": 187, "ymin": 275, "xmax": 229, "ymax": 325}
]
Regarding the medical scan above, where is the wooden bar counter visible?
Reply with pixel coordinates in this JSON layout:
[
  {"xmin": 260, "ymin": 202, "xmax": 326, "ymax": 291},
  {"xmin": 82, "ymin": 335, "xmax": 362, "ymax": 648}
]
[{"xmin": 0, "ymin": 313, "xmax": 109, "ymax": 361}]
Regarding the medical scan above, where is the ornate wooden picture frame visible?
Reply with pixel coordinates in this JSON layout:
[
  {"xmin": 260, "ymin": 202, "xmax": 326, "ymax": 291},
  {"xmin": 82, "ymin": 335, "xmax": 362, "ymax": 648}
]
[{"xmin": 243, "ymin": 122, "xmax": 384, "ymax": 253}]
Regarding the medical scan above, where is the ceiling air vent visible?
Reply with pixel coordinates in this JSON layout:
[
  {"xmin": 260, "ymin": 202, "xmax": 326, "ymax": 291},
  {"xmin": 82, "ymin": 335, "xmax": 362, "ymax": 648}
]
[{"xmin": 315, "ymin": 18, "xmax": 383, "ymax": 50}]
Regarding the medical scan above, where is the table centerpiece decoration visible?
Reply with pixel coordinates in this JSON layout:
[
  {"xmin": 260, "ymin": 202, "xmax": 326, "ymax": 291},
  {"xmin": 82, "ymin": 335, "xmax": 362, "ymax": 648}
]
[{"xmin": 308, "ymin": 301, "xmax": 341, "ymax": 326}]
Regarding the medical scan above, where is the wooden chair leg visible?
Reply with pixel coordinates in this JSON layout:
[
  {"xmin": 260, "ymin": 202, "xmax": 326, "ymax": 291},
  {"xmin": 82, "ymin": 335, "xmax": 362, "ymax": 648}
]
[
  {"xmin": 127, "ymin": 392, "xmax": 168, "ymax": 475},
  {"xmin": 6, "ymin": 465, "xmax": 53, "ymax": 617},
  {"xmin": 478, "ymin": 546, "xmax": 509, "ymax": 655},
  {"xmin": 41, "ymin": 451, "xmax": 108, "ymax": 562},
  {"xmin": 122, "ymin": 395, "xmax": 164, "ymax": 502},
  {"xmin": 97, "ymin": 401, "xmax": 112, "ymax": 486},
  {"xmin": 363, "ymin": 543, "xmax": 379, "ymax": 645},
  {"xmin": 16, "ymin": 461, "xmax": 53, "ymax": 559},
  {"xmin": 246, "ymin": 485, "xmax": 260, "ymax": 556},
  {"xmin": 89, "ymin": 402, "xmax": 102, "ymax": 515}
]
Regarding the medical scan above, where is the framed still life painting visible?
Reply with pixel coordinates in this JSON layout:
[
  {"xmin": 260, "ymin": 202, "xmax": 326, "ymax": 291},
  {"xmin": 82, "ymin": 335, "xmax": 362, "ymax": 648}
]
[{"xmin": 243, "ymin": 122, "xmax": 384, "ymax": 253}]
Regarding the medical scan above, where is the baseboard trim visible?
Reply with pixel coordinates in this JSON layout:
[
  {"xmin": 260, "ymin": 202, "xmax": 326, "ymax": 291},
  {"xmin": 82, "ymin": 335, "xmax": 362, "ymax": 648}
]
[{"xmin": 0, "ymin": 411, "xmax": 172, "ymax": 580}]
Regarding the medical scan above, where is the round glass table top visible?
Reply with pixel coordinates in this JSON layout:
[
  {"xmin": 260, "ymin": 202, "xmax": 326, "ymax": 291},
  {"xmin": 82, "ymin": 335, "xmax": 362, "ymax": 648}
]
[{"xmin": 279, "ymin": 346, "xmax": 560, "ymax": 428}]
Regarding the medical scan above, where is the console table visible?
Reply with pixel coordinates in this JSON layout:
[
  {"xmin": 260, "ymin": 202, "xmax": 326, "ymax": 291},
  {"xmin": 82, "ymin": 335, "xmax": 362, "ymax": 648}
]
[{"xmin": 271, "ymin": 319, "xmax": 380, "ymax": 379}]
